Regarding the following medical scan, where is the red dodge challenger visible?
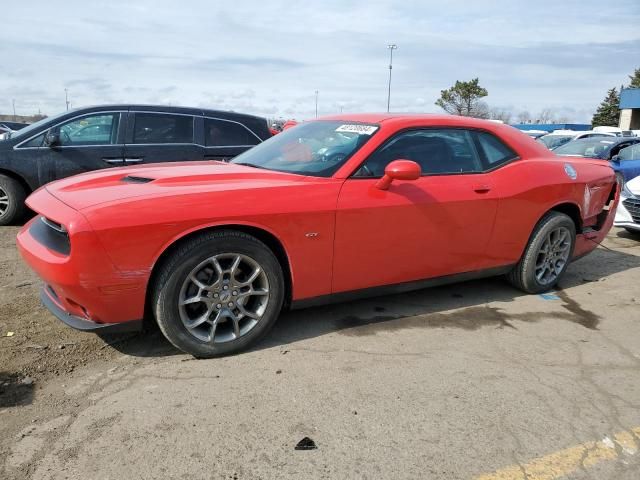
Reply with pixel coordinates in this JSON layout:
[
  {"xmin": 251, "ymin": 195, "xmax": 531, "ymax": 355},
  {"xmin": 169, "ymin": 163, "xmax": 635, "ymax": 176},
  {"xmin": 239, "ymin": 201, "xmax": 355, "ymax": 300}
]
[{"xmin": 17, "ymin": 114, "xmax": 619, "ymax": 357}]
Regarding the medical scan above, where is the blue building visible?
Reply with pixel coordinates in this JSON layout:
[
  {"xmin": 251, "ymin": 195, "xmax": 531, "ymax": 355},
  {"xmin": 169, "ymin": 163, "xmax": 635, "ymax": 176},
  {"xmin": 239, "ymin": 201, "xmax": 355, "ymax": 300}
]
[
  {"xmin": 619, "ymin": 88, "xmax": 640, "ymax": 130},
  {"xmin": 510, "ymin": 123, "xmax": 591, "ymax": 133}
]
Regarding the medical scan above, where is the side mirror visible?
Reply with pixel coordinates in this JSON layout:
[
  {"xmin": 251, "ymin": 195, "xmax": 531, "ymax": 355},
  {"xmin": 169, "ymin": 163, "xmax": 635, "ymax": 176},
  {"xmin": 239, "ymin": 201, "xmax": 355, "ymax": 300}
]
[
  {"xmin": 610, "ymin": 155, "xmax": 620, "ymax": 163},
  {"xmin": 375, "ymin": 159, "xmax": 421, "ymax": 190},
  {"xmin": 44, "ymin": 130, "xmax": 61, "ymax": 148}
]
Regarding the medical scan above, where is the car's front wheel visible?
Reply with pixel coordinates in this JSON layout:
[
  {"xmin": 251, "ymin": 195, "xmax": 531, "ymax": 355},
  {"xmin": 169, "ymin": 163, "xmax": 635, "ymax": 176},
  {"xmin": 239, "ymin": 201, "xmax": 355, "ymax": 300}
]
[
  {"xmin": 0, "ymin": 174, "xmax": 27, "ymax": 226},
  {"xmin": 507, "ymin": 211, "xmax": 576, "ymax": 293},
  {"xmin": 153, "ymin": 230, "xmax": 285, "ymax": 357}
]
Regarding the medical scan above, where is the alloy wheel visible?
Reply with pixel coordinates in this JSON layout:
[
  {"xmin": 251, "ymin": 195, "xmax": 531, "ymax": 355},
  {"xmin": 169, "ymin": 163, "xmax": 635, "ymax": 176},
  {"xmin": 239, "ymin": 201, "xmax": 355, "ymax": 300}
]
[
  {"xmin": 178, "ymin": 253, "xmax": 270, "ymax": 343},
  {"xmin": 0, "ymin": 187, "xmax": 8, "ymax": 218},
  {"xmin": 535, "ymin": 226, "xmax": 572, "ymax": 285}
]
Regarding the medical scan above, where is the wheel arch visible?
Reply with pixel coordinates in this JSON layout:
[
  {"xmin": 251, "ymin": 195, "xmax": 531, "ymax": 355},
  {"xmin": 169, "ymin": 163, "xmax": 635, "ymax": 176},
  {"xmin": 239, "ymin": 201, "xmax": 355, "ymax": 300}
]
[
  {"xmin": 548, "ymin": 201, "xmax": 583, "ymax": 234},
  {"xmin": 0, "ymin": 168, "xmax": 33, "ymax": 196},
  {"xmin": 145, "ymin": 224, "xmax": 294, "ymax": 321}
]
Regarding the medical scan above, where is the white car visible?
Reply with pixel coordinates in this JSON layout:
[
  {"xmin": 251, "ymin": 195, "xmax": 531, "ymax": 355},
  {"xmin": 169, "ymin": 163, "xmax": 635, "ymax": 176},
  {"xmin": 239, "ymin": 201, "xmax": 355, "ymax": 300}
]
[
  {"xmin": 537, "ymin": 130, "xmax": 616, "ymax": 150},
  {"xmin": 615, "ymin": 175, "xmax": 640, "ymax": 234}
]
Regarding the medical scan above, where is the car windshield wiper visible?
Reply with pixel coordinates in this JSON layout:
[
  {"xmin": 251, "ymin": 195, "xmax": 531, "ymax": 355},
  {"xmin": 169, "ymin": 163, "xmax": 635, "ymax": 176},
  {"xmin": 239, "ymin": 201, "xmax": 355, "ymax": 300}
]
[{"xmin": 233, "ymin": 162, "xmax": 269, "ymax": 170}]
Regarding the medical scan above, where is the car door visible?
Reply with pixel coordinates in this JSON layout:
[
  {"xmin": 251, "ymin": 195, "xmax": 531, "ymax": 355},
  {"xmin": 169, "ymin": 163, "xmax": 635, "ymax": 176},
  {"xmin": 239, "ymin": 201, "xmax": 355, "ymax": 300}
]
[
  {"xmin": 332, "ymin": 128, "xmax": 505, "ymax": 294},
  {"xmin": 28, "ymin": 111, "xmax": 126, "ymax": 181},
  {"xmin": 202, "ymin": 117, "xmax": 262, "ymax": 161},
  {"xmin": 123, "ymin": 111, "xmax": 203, "ymax": 165}
]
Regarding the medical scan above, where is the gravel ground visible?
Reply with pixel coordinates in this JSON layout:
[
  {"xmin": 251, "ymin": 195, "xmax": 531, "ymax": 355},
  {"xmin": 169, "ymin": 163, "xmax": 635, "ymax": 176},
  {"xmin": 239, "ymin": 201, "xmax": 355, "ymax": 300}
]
[{"xmin": 1, "ymin": 225, "xmax": 639, "ymax": 479}]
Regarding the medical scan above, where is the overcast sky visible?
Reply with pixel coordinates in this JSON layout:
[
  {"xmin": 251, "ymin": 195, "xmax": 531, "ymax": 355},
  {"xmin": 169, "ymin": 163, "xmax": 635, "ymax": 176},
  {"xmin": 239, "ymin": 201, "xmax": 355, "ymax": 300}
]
[{"xmin": 1, "ymin": 0, "xmax": 639, "ymax": 122}]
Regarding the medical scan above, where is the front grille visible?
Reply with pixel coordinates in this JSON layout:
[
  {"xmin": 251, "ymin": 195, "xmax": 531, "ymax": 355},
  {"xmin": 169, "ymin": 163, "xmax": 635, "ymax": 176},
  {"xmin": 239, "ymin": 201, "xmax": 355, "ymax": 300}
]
[{"xmin": 622, "ymin": 198, "xmax": 640, "ymax": 223}]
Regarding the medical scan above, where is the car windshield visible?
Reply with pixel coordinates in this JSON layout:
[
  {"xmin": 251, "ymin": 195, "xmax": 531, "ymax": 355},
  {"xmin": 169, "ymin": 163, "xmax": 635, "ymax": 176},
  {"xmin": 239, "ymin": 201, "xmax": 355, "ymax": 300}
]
[
  {"xmin": 553, "ymin": 138, "xmax": 616, "ymax": 158},
  {"xmin": 537, "ymin": 135, "xmax": 573, "ymax": 149},
  {"xmin": 5, "ymin": 111, "xmax": 68, "ymax": 140},
  {"xmin": 229, "ymin": 120, "xmax": 379, "ymax": 177}
]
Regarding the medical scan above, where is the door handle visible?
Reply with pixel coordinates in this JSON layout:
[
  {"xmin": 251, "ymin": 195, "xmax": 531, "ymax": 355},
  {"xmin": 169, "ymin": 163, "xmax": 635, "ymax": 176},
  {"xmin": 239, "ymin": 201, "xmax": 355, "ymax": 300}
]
[
  {"xmin": 124, "ymin": 157, "xmax": 144, "ymax": 163},
  {"xmin": 473, "ymin": 184, "xmax": 492, "ymax": 193},
  {"xmin": 102, "ymin": 157, "xmax": 124, "ymax": 164}
]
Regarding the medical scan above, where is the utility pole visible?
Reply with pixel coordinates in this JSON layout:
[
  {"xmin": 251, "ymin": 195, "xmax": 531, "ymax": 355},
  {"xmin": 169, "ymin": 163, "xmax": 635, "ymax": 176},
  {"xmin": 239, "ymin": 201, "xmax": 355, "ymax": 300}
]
[
  {"xmin": 65, "ymin": 88, "xmax": 70, "ymax": 111},
  {"xmin": 12, "ymin": 99, "xmax": 16, "ymax": 121},
  {"xmin": 315, "ymin": 90, "xmax": 319, "ymax": 118},
  {"xmin": 387, "ymin": 44, "xmax": 398, "ymax": 113}
]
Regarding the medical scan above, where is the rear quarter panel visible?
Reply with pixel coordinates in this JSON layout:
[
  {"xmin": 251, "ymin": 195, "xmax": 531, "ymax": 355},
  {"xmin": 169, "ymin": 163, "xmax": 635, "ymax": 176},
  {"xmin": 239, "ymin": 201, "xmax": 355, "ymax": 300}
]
[{"xmin": 486, "ymin": 157, "xmax": 615, "ymax": 265}]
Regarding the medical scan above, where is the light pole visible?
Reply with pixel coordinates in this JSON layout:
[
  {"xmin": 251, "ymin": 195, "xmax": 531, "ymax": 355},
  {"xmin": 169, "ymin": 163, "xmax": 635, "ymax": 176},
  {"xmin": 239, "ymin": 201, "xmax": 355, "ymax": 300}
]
[
  {"xmin": 315, "ymin": 90, "xmax": 319, "ymax": 118},
  {"xmin": 65, "ymin": 88, "xmax": 70, "ymax": 111},
  {"xmin": 386, "ymin": 44, "xmax": 397, "ymax": 113},
  {"xmin": 12, "ymin": 99, "xmax": 16, "ymax": 121}
]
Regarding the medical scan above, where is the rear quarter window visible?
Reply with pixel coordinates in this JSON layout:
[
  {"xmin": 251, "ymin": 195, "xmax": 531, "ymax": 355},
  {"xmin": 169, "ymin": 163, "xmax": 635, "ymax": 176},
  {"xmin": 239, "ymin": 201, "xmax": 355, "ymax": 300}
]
[{"xmin": 474, "ymin": 131, "xmax": 518, "ymax": 168}]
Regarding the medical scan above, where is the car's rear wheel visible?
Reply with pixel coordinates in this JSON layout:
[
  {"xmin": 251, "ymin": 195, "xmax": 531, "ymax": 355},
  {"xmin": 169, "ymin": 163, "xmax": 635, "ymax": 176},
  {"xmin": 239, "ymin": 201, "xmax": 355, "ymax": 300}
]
[
  {"xmin": 0, "ymin": 174, "xmax": 27, "ymax": 226},
  {"xmin": 153, "ymin": 230, "xmax": 284, "ymax": 358},
  {"xmin": 507, "ymin": 211, "xmax": 576, "ymax": 293}
]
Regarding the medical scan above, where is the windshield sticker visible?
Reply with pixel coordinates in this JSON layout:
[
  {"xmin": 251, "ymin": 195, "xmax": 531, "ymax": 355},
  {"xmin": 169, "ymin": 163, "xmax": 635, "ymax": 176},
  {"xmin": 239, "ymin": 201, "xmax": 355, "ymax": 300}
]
[{"xmin": 335, "ymin": 124, "xmax": 378, "ymax": 135}]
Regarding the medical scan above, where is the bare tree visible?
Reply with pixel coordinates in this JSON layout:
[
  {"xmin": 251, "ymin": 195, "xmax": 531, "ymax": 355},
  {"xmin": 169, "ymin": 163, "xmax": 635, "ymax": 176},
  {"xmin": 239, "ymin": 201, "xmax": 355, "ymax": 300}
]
[
  {"xmin": 536, "ymin": 109, "xmax": 556, "ymax": 124},
  {"xmin": 489, "ymin": 107, "xmax": 513, "ymax": 124},
  {"xmin": 516, "ymin": 111, "xmax": 531, "ymax": 124}
]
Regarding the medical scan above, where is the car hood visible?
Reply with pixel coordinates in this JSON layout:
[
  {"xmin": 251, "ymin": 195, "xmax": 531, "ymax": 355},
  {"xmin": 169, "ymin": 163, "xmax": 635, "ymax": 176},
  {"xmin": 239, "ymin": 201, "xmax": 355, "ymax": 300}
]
[
  {"xmin": 625, "ymin": 175, "xmax": 640, "ymax": 196},
  {"xmin": 45, "ymin": 161, "xmax": 312, "ymax": 210}
]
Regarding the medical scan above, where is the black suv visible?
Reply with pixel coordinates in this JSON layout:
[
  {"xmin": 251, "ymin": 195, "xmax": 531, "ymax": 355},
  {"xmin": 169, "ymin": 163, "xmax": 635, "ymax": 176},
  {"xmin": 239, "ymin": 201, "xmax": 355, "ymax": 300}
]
[{"xmin": 0, "ymin": 105, "xmax": 272, "ymax": 225}]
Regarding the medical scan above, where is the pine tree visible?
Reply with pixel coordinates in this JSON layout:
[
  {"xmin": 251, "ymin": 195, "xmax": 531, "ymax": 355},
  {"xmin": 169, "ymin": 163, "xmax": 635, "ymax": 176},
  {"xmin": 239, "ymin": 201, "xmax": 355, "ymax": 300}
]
[
  {"xmin": 591, "ymin": 88, "xmax": 620, "ymax": 127},
  {"xmin": 629, "ymin": 68, "xmax": 640, "ymax": 88}
]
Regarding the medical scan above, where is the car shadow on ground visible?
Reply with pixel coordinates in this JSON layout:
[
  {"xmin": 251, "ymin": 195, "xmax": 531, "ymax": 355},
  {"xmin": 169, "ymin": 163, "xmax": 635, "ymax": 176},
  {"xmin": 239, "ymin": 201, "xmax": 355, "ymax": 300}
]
[{"xmin": 102, "ymin": 245, "xmax": 640, "ymax": 359}]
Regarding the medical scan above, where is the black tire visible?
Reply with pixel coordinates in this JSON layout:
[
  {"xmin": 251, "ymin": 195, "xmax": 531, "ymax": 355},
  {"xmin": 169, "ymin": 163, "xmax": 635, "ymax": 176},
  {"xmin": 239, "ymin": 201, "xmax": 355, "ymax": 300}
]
[
  {"xmin": 152, "ymin": 230, "xmax": 285, "ymax": 358},
  {"xmin": 507, "ymin": 211, "xmax": 576, "ymax": 294},
  {"xmin": 0, "ymin": 174, "xmax": 27, "ymax": 226}
]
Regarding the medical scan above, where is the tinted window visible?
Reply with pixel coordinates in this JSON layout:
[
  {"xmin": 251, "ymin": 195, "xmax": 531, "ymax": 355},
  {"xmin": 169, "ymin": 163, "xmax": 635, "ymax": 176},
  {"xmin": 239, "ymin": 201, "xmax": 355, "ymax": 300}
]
[
  {"xmin": 356, "ymin": 129, "xmax": 482, "ymax": 177},
  {"xmin": 475, "ymin": 131, "xmax": 517, "ymax": 167},
  {"xmin": 22, "ymin": 133, "xmax": 45, "ymax": 148},
  {"xmin": 205, "ymin": 119, "xmax": 259, "ymax": 147},
  {"xmin": 133, "ymin": 113, "xmax": 193, "ymax": 144},
  {"xmin": 59, "ymin": 114, "xmax": 119, "ymax": 146},
  {"xmin": 553, "ymin": 139, "xmax": 615, "ymax": 158}
]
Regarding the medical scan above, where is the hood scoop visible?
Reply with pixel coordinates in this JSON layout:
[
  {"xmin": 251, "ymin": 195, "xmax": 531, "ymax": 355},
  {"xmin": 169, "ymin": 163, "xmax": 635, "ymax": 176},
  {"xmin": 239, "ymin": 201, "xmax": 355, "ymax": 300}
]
[{"xmin": 121, "ymin": 175, "xmax": 155, "ymax": 184}]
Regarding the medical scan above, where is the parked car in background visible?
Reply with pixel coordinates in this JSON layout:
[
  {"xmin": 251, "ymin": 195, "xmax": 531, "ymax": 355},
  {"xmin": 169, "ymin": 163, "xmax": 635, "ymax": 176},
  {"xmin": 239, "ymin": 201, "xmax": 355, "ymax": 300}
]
[
  {"xmin": 614, "ymin": 175, "xmax": 640, "ymax": 234},
  {"xmin": 0, "ymin": 121, "xmax": 29, "ymax": 140},
  {"xmin": 0, "ymin": 105, "xmax": 271, "ymax": 225},
  {"xmin": 553, "ymin": 137, "xmax": 640, "ymax": 163},
  {"xmin": 522, "ymin": 130, "xmax": 547, "ymax": 139},
  {"xmin": 17, "ymin": 114, "xmax": 618, "ymax": 357},
  {"xmin": 611, "ymin": 143, "xmax": 640, "ymax": 187},
  {"xmin": 537, "ymin": 130, "xmax": 616, "ymax": 150},
  {"xmin": 0, "ymin": 121, "xmax": 29, "ymax": 131}
]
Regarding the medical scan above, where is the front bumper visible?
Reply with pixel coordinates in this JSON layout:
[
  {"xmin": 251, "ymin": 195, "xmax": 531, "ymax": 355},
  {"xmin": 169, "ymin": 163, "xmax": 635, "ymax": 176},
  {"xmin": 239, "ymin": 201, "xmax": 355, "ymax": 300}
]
[
  {"xmin": 41, "ymin": 286, "xmax": 142, "ymax": 333},
  {"xmin": 16, "ymin": 188, "xmax": 148, "ymax": 330},
  {"xmin": 614, "ymin": 195, "xmax": 640, "ymax": 231},
  {"xmin": 573, "ymin": 182, "xmax": 621, "ymax": 257}
]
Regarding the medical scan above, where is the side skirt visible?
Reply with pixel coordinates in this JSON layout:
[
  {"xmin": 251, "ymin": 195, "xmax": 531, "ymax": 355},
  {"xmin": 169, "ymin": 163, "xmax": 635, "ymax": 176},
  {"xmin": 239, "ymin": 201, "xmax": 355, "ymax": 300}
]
[{"xmin": 290, "ymin": 265, "xmax": 515, "ymax": 310}]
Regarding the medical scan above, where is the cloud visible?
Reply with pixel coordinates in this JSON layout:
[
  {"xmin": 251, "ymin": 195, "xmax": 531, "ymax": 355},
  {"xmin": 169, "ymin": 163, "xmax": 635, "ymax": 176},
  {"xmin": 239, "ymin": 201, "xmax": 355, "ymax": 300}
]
[{"xmin": 1, "ymin": 0, "xmax": 639, "ymax": 122}]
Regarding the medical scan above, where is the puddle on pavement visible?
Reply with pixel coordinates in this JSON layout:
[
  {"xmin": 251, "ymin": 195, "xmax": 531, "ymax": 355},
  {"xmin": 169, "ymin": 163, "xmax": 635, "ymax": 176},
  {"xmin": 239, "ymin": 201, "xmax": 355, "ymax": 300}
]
[{"xmin": 335, "ymin": 292, "xmax": 601, "ymax": 336}]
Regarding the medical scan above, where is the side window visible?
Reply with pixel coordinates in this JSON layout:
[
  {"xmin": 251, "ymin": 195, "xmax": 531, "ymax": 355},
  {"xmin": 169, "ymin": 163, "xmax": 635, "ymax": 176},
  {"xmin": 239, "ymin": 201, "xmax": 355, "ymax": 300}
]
[
  {"xmin": 610, "ymin": 142, "xmax": 631, "ymax": 157},
  {"xmin": 58, "ymin": 114, "xmax": 119, "ymax": 146},
  {"xmin": 133, "ymin": 113, "xmax": 194, "ymax": 144},
  {"xmin": 474, "ymin": 131, "xmax": 518, "ymax": 168},
  {"xmin": 204, "ymin": 119, "xmax": 259, "ymax": 147},
  {"xmin": 22, "ymin": 133, "xmax": 45, "ymax": 148},
  {"xmin": 356, "ymin": 129, "xmax": 482, "ymax": 177}
]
